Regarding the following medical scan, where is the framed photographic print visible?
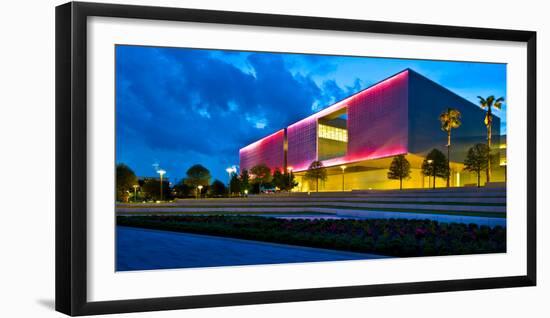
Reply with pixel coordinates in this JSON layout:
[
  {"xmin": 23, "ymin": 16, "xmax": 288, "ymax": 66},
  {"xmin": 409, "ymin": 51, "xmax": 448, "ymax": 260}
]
[{"xmin": 55, "ymin": 1, "xmax": 536, "ymax": 316}]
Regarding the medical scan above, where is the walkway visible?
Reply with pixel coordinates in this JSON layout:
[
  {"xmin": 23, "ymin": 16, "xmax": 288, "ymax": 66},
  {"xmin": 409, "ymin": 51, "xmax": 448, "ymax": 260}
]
[{"xmin": 116, "ymin": 226, "xmax": 386, "ymax": 271}]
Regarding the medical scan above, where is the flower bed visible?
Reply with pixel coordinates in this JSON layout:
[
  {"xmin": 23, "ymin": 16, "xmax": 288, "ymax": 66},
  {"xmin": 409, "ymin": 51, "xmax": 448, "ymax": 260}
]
[{"xmin": 117, "ymin": 215, "xmax": 506, "ymax": 257}]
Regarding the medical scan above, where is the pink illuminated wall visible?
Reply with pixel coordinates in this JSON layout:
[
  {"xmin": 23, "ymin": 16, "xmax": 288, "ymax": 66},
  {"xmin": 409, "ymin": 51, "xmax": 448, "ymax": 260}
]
[
  {"xmin": 240, "ymin": 70, "xmax": 410, "ymax": 172},
  {"xmin": 239, "ymin": 129, "xmax": 285, "ymax": 172},
  {"xmin": 286, "ymin": 118, "xmax": 317, "ymax": 171},
  {"xmin": 344, "ymin": 70, "xmax": 409, "ymax": 161},
  {"xmin": 288, "ymin": 70, "xmax": 409, "ymax": 171}
]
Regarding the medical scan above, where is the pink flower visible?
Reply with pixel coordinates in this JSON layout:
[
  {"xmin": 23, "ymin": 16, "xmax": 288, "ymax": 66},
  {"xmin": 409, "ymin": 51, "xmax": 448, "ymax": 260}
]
[{"xmin": 415, "ymin": 228, "xmax": 427, "ymax": 238}]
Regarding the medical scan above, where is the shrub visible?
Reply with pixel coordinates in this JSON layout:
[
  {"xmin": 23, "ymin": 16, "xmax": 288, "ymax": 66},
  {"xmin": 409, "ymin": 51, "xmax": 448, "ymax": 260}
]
[{"xmin": 117, "ymin": 215, "xmax": 506, "ymax": 257}]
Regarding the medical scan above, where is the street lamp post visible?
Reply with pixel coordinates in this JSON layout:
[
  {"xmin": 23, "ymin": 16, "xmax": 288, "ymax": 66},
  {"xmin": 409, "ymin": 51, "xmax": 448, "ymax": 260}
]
[
  {"xmin": 156, "ymin": 169, "xmax": 166, "ymax": 201},
  {"xmin": 197, "ymin": 185, "xmax": 203, "ymax": 199},
  {"xmin": 427, "ymin": 160, "xmax": 434, "ymax": 189},
  {"xmin": 501, "ymin": 160, "xmax": 507, "ymax": 183},
  {"xmin": 226, "ymin": 167, "xmax": 235, "ymax": 197},
  {"xmin": 132, "ymin": 184, "xmax": 139, "ymax": 203},
  {"xmin": 340, "ymin": 165, "xmax": 347, "ymax": 191}
]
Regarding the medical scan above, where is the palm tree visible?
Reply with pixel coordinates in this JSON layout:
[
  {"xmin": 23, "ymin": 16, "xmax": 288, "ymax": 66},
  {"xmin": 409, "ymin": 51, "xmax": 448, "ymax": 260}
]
[
  {"xmin": 477, "ymin": 95, "xmax": 504, "ymax": 183},
  {"xmin": 439, "ymin": 108, "xmax": 462, "ymax": 187}
]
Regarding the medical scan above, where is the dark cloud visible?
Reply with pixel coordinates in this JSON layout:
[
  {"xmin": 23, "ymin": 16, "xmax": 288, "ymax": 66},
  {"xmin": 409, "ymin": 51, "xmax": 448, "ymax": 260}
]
[{"xmin": 115, "ymin": 46, "xmax": 356, "ymax": 181}]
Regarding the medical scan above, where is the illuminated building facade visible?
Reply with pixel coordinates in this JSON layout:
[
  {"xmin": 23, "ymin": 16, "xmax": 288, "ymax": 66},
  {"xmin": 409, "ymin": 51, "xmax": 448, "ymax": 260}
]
[
  {"xmin": 239, "ymin": 69, "xmax": 504, "ymax": 190},
  {"xmin": 239, "ymin": 129, "xmax": 286, "ymax": 173}
]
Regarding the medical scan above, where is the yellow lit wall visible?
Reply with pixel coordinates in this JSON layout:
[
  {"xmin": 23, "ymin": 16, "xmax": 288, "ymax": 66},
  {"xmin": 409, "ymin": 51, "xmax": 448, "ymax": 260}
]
[
  {"xmin": 296, "ymin": 169, "xmax": 437, "ymax": 191},
  {"xmin": 318, "ymin": 138, "xmax": 347, "ymax": 161},
  {"xmin": 294, "ymin": 163, "xmax": 505, "ymax": 191}
]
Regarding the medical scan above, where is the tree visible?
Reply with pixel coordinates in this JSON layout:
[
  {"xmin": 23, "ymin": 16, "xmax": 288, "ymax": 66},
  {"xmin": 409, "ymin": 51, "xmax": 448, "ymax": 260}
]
[
  {"xmin": 464, "ymin": 143, "xmax": 490, "ymax": 187},
  {"xmin": 387, "ymin": 155, "xmax": 411, "ymax": 190},
  {"xmin": 271, "ymin": 168, "xmax": 299, "ymax": 192},
  {"xmin": 304, "ymin": 160, "xmax": 327, "ymax": 192},
  {"xmin": 477, "ymin": 95, "xmax": 505, "ymax": 183},
  {"xmin": 173, "ymin": 179, "xmax": 193, "ymax": 198},
  {"xmin": 272, "ymin": 169, "xmax": 285, "ymax": 190},
  {"xmin": 209, "ymin": 180, "xmax": 227, "ymax": 197},
  {"xmin": 141, "ymin": 178, "xmax": 171, "ymax": 201},
  {"xmin": 184, "ymin": 164, "xmax": 211, "ymax": 196},
  {"xmin": 229, "ymin": 173, "xmax": 241, "ymax": 195},
  {"xmin": 421, "ymin": 149, "xmax": 449, "ymax": 189},
  {"xmin": 239, "ymin": 170, "xmax": 251, "ymax": 195},
  {"xmin": 283, "ymin": 171, "xmax": 299, "ymax": 192},
  {"xmin": 250, "ymin": 183, "xmax": 261, "ymax": 194},
  {"xmin": 439, "ymin": 108, "xmax": 462, "ymax": 187},
  {"xmin": 195, "ymin": 184, "xmax": 209, "ymax": 199},
  {"xmin": 250, "ymin": 163, "xmax": 272, "ymax": 192},
  {"xmin": 116, "ymin": 163, "xmax": 138, "ymax": 202}
]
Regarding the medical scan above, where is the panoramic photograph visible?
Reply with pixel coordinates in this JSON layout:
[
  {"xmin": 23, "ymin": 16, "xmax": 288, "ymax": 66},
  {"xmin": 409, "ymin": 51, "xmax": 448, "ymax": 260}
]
[{"xmin": 115, "ymin": 44, "xmax": 507, "ymax": 271}]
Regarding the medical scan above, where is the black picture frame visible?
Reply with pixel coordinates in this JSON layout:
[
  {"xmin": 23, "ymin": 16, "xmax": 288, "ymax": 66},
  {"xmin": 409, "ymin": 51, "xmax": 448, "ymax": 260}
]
[{"xmin": 55, "ymin": 1, "xmax": 537, "ymax": 316}]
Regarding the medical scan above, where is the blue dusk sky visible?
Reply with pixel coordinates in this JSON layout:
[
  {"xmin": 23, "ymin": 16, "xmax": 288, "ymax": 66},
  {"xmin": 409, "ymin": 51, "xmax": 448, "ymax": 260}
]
[{"xmin": 115, "ymin": 45, "xmax": 506, "ymax": 183}]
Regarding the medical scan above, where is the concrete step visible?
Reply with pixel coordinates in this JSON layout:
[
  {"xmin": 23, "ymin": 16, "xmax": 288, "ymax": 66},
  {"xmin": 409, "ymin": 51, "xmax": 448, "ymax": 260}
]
[
  {"xmin": 121, "ymin": 195, "xmax": 506, "ymax": 208},
  {"xmin": 162, "ymin": 197, "xmax": 506, "ymax": 205},
  {"xmin": 117, "ymin": 201, "xmax": 505, "ymax": 213},
  {"xmin": 251, "ymin": 189, "xmax": 506, "ymax": 198}
]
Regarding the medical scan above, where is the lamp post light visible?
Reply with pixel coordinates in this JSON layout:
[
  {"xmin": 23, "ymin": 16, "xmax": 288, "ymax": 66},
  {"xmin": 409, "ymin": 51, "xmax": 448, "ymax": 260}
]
[
  {"xmin": 226, "ymin": 166, "xmax": 236, "ymax": 196},
  {"xmin": 500, "ymin": 160, "xmax": 507, "ymax": 183},
  {"xmin": 156, "ymin": 169, "xmax": 166, "ymax": 201},
  {"xmin": 132, "ymin": 184, "xmax": 139, "ymax": 203},
  {"xmin": 197, "ymin": 185, "xmax": 203, "ymax": 199},
  {"xmin": 340, "ymin": 165, "xmax": 347, "ymax": 191},
  {"xmin": 427, "ymin": 160, "xmax": 434, "ymax": 189}
]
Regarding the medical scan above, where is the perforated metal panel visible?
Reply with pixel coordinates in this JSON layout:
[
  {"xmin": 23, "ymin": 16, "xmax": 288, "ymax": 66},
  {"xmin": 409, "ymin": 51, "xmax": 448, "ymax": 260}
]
[
  {"xmin": 239, "ymin": 129, "xmax": 285, "ymax": 172},
  {"xmin": 286, "ymin": 118, "xmax": 318, "ymax": 171},
  {"xmin": 345, "ymin": 70, "xmax": 409, "ymax": 161}
]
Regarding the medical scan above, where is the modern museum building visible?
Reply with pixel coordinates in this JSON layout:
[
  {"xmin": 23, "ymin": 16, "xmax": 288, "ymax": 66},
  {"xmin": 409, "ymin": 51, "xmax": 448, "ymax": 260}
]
[{"xmin": 239, "ymin": 69, "xmax": 505, "ymax": 191}]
